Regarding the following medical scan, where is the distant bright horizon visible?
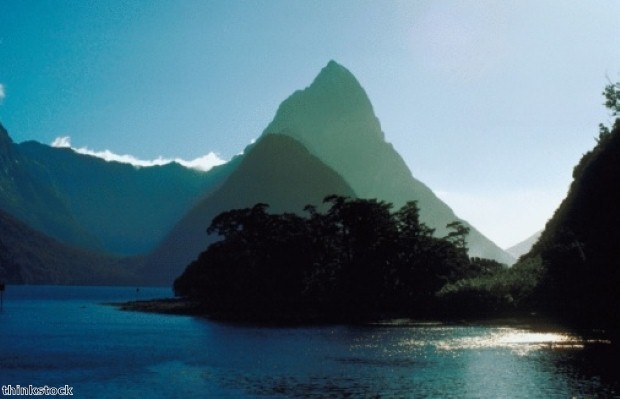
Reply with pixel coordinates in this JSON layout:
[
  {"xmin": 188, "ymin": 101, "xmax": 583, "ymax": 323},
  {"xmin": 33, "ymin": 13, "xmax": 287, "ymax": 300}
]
[{"xmin": 1, "ymin": 1, "xmax": 620, "ymax": 249}]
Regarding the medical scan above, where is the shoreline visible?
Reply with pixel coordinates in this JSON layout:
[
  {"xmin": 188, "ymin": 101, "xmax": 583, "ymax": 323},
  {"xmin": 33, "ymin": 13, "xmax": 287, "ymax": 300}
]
[
  {"xmin": 110, "ymin": 298, "xmax": 205, "ymax": 315},
  {"xmin": 110, "ymin": 298, "xmax": 577, "ymax": 332}
]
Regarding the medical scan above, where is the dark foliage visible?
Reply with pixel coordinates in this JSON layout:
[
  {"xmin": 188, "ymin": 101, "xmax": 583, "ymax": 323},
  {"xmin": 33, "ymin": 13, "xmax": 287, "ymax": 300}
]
[
  {"xmin": 437, "ymin": 256, "xmax": 543, "ymax": 318},
  {"xmin": 174, "ymin": 196, "xmax": 498, "ymax": 322},
  {"xmin": 516, "ymin": 82, "xmax": 620, "ymax": 333}
]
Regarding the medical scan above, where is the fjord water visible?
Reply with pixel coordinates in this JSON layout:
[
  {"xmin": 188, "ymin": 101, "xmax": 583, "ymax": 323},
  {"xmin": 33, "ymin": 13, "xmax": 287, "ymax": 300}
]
[{"xmin": 1, "ymin": 286, "xmax": 618, "ymax": 398}]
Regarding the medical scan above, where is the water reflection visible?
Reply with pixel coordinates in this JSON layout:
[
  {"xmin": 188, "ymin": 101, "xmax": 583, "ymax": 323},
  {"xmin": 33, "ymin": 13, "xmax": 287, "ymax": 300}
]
[
  {"xmin": 431, "ymin": 327, "xmax": 586, "ymax": 355},
  {"xmin": 211, "ymin": 323, "xmax": 618, "ymax": 398}
]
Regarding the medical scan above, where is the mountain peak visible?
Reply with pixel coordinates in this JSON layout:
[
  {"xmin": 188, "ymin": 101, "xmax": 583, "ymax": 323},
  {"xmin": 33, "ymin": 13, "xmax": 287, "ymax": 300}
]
[
  {"xmin": 326, "ymin": 59, "xmax": 342, "ymax": 68},
  {"xmin": 314, "ymin": 60, "xmax": 355, "ymax": 81},
  {"xmin": 308, "ymin": 60, "xmax": 368, "ymax": 100},
  {"xmin": 263, "ymin": 61, "xmax": 378, "ymax": 143}
]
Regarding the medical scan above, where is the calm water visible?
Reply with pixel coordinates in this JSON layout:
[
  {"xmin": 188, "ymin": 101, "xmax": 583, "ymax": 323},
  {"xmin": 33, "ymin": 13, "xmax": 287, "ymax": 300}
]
[{"xmin": 1, "ymin": 285, "xmax": 619, "ymax": 398}]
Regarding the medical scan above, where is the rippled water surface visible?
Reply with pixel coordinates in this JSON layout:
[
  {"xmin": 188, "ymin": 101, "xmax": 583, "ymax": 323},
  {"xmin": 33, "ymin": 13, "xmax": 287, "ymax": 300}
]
[{"xmin": 1, "ymin": 286, "xmax": 618, "ymax": 398}]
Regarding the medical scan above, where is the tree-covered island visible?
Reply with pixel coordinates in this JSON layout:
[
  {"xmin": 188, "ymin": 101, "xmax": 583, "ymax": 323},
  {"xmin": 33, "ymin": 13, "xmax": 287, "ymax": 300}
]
[{"xmin": 173, "ymin": 195, "xmax": 509, "ymax": 323}]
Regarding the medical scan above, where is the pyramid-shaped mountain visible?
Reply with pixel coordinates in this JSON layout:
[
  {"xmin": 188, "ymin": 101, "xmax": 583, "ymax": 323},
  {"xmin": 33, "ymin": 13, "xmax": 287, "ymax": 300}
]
[
  {"xmin": 262, "ymin": 61, "xmax": 513, "ymax": 264},
  {"xmin": 145, "ymin": 134, "xmax": 355, "ymax": 284}
]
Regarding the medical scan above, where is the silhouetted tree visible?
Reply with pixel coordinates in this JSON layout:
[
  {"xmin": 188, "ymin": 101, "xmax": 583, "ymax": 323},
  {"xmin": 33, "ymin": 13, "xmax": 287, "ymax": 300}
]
[
  {"xmin": 445, "ymin": 221, "xmax": 470, "ymax": 250},
  {"xmin": 603, "ymin": 81, "xmax": 620, "ymax": 116}
]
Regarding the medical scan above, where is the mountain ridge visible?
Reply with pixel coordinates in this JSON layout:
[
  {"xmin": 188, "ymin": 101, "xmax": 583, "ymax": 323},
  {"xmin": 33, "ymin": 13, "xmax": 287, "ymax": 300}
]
[{"xmin": 17, "ymin": 140, "xmax": 222, "ymax": 255}]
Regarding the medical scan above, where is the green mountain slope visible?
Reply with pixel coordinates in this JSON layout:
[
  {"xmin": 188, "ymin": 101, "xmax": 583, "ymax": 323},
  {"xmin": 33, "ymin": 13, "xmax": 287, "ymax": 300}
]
[
  {"xmin": 145, "ymin": 134, "xmax": 355, "ymax": 285},
  {"xmin": 0, "ymin": 208, "xmax": 136, "ymax": 285},
  {"xmin": 263, "ymin": 61, "xmax": 513, "ymax": 264}
]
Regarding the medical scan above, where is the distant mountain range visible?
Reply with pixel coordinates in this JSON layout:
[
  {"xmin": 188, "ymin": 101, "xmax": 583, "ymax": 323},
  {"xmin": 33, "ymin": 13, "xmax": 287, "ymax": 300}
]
[
  {"xmin": 0, "ymin": 60, "xmax": 515, "ymax": 286},
  {"xmin": 505, "ymin": 231, "xmax": 542, "ymax": 259},
  {"xmin": 1, "ymin": 124, "xmax": 222, "ymax": 255}
]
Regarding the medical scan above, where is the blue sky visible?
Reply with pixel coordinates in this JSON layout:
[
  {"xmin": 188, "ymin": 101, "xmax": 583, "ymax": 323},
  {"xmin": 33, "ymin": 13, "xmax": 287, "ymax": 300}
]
[{"xmin": 1, "ymin": 1, "xmax": 620, "ymax": 248}]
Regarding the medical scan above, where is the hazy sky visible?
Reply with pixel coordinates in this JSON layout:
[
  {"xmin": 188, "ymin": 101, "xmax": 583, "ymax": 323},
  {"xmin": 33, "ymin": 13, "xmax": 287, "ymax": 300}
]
[{"xmin": 1, "ymin": 1, "xmax": 620, "ymax": 248}]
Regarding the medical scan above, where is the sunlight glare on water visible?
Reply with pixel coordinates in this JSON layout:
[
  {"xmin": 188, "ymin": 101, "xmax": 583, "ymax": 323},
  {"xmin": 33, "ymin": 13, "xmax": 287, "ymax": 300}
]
[
  {"xmin": 401, "ymin": 326, "xmax": 590, "ymax": 356},
  {"xmin": 456, "ymin": 328, "xmax": 583, "ymax": 356}
]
